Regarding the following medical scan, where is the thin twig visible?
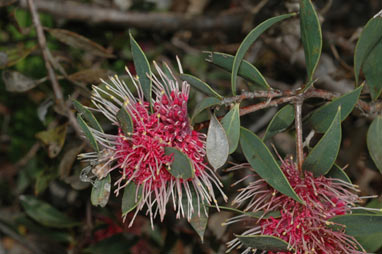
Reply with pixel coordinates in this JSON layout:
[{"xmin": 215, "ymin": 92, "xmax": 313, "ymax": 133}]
[
  {"xmin": 27, "ymin": 0, "xmax": 83, "ymax": 137},
  {"xmin": 294, "ymin": 98, "xmax": 304, "ymax": 174}
]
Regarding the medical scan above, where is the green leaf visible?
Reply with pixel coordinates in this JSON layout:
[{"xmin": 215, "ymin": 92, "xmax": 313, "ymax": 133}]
[
  {"xmin": 354, "ymin": 15, "xmax": 382, "ymax": 85},
  {"xmin": 367, "ymin": 116, "xmax": 382, "ymax": 173},
  {"xmin": 191, "ymin": 97, "xmax": 221, "ymax": 124},
  {"xmin": 309, "ymin": 85, "xmax": 363, "ymax": 133},
  {"xmin": 329, "ymin": 214, "xmax": 382, "ymax": 236},
  {"xmin": 364, "ymin": 42, "xmax": 382, "ymax": 100},
  {"xmin": 326, "ymin": 164, "xmax": 352, "ymax": 183},
  {"xmin": 130, "ymin": 32, "xmax": 152, "ymax": 110},
  {"xmin": 356, "ymin": 199, "xmax": 382, "ymax": 252},
  {"xmin": 231, "ymin": 13, "xmax": 296, "ymax": 95},
  {"xmin": 117, "ymin": 107, "xmax": 134, "ymax": 135},
  {"xmin": 263, "ymin": 104, "xmax": 294, "ymax": 141},
  {"xmin": 20, "ymin": 195, "xmax": 79, "ymax": 228},
  {"xmin": 73, "ymin": 100, "xmax": 97, "ymax": 123},
  {"xmin": 91, "ymin": 174, "xmax": 111, "ymax": 207},
  {"xmin": 204, "ymin": 51, "xmax": 270, "ymax": 89},
  {"xmin": 73, "ymin": 100, "xmax": 103, "ymax": 132},
  {"xmin": 77, "ymin": 114, "xmax": 99, "ymax": 152},
  {"xmin": 182, "ymin": 186, "xmax": 208, "ymax": 242},
  {"xmin": 121, "ymin": 182, "xmax": 142, "ymax": 216},
  {"xmin": 206, "ymin": 113, "xmax": 229, "ymax": 169},
  {"xmin": 83, "ymin": 233, "xmax": 134, "ymax": 254},
  {"xmin": 164, "ymin": 147, "xmax": 195, "ymax": 179},
  {"xmin": 240, "ymin": 127, "xmax": 303, "ymax": 203},
  {"xmin": 180, "ymin": 74, "xmax": 222, "ymax": 99},
  {"xmin": 221, "ymin": 104, "xmax": 241, "ymax": 154},
  {"xmin": 303, "ymin": 107, "xmax": 342, "ymax": 176},
  {"xmin": 236, "ymin": 235, "xmax": 290, "ymax": 252},
  {"xmin": 300, "ymin": 0, "xmax": 322, "ymax": 82}
]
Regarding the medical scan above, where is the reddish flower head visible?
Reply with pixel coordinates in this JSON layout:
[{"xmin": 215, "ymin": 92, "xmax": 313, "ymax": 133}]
[
  {"xmin": 79, "ymin": 61, "xmax": 226, "ymax": 227},
  {"xmin": 226, "ymin": 159, "xmax": 365, "ymax": 254}
]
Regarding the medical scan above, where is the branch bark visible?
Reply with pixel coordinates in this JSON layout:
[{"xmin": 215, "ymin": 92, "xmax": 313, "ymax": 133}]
[{"xmin": 20, "ymin": 0, "xmax": 245, "ymax": 32}]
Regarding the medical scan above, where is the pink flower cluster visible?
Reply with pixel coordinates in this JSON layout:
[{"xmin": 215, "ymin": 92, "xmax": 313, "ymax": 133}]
[
  {"xmin": 227, "ymin": 159, "xmax": 364, "ymax": 254},
  {"xmin": 79, "ymin": 62, "xmax": 225, "ymax": 228}
]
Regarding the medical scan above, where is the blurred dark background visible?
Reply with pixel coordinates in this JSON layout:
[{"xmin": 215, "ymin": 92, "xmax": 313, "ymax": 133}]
[{"xmin": 1, "ymin": 0, "xmax": 382, "ymax": 253}]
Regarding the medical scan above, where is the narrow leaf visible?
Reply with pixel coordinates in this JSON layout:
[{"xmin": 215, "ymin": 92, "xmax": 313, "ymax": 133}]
[
  {"xmin": 354, "ymin": 15, "xmax": 382, "ymax": 85},
  {"xmin": 303, "ymin": 107, "xmax": 342, "ymax": 176},
  {"xmin": 329, "ymin": 214, "xmax": 382, "ymax": 236},
  {"xmin": 367, "ymin": 116, "xmax": 382, "ymax": 173},
  {"xmin": 191, "ymin": 97, "xmax": 221, "ymax": 124},
  {"xmin": 364, "ymin": 41, "xmax": 382, "ymax": 100},
  {"xmin": 326, "ymin": 164, "xmax": 352, "ymax": 183},
  {"xmin": 206, "ymin": 113, "xmax": 229, "ymax": 169},
  {"xmin": 91, "ymin": 174, "xmax": 111, "ymax": 207},
  {"xmin": 236, "ymin": 235, "xmax": 290, "ymax": 252},
  {"xmin": 121, "ymin": 182, "xmax": 142, "ymax": 216},
  {"xmin": 232, "ymin": 13, "xmax": 296, "ymax": 95},
  {"xmin": 310, "ymin": 85, "xmax": 363, "ymax": 133},
  {"xmin": 73, "ymin": 100, "xmax": 103, "ymax": 132},
  {"xmin": 77, "ymin": 114, "xmax": 99, "ymax": 152},
  {"xmin": 20, "ymin": 195, "xmax": 79, "ymax": 228},
  {"xmin": 130, "ymin": 33, "xmax": 152, "ymax": 110},
  {"xmin": 300, "ymin": 0, "xmax": 322, "ymax": 82},
  {"xmin": 182, "ymin": 186, "xmax": 208, "ymax": 242},
  {"xmin": 164, "ymin": 147, "xmax": 195, "ymax": 179},
  {"xmin": 47, "ymin": 28, "xmax": 114, "ymax": 58},
  {"xmin": 180, "ymin": 74, "xmax": 222, "ymax": 99},
  {"xmin": 263, "ymin": 104, "xmax": 295, "ymax": 141},
  {"xmin": 204, "ymin": 51, "xmax": 270, "ymax": 89},
  {"xmin": 221, "ymin": 104, "xmax": 241, "ymax": 154},
  {"xmin": 240, "ymin": 127, "xmax": 303, "ymax": 203},
  {"xmin": 117, "ymin": 107, "xmax": 134, "ymax": 135}
]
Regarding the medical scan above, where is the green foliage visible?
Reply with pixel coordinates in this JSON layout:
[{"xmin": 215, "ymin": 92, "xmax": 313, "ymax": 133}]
[
  {"xmin": 20, "ymin": 195, "xmax": 80, "ymax": 228},
  {"xmin": 354, "ymin": 14, "xmax": 382, "ymax": 86},
  {"xmin": 117, "ymin": 107, "xmax": 134, "ymax": 135},
  {"xmin": 303, "ymin": 107, "xmax": 342, "ymax": 176},
  {"xmin": 299, "ymin": 0, "xmax": 322, "ymax": 83},
  {"xmin": 180, "ymin": 74, "xmax": 222, "ymax": 99},
  {"xmin": 309, "ymin": 85, "xmax": 363, "ymax": 133},
  {"xmin": 367, "ymin": 116, "xmax": 382, "ymax": 173},
  {"xmin": 236, "ymin": 235, "xmax": 290, "ymax": 252},
  {"xmin": 231, "ymin": 13, "xmax": 296, "ymax": 95},
  {"xmin": 130, "ymin": 32, "xmax": 153, "ymax": 111},
  {"xmin": 204, "ymin": 51, "xmax": 270, "ymax": 90},
  {"xmin": 91, "ymin": 174, "xmax": 111, "ymax": 207},
  {"xmin": 240, "ymin": 127, "xmax": 303, "ymax": 204},
  {"xmin": 263, "ymin": 104, "xmax": 294, "ymax": 141},
  {"xmin": 164, "ymin": 147, "xmax": 195, "ymax": 179},
  {"xmin": 221, "ymin": 103, "xmax": 240, "ymax": 154}
]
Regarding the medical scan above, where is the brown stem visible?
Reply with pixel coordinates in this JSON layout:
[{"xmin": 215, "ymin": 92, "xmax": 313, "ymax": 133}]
[
  {"xmin": 294, "ymin": 98, "xmax": 304, "ymax": 175},
  {"xmin": 20, "ymin": 0, "xmax": 245, "ymax": 32}
]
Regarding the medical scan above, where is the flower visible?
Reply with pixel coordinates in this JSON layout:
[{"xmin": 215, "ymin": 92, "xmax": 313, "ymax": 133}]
[
  {"xmin": 226, "ymin": 158, "xmax": 365, "ymax": 254},
  {"xmin": 78, "ymin": 61, "xmax": 226, "ymax": 227}
]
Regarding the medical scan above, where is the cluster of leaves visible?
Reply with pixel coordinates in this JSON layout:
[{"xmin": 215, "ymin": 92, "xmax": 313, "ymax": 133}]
[{"xmin": 1, "ymin": 0, "xmax": 382, "ymax": 253}]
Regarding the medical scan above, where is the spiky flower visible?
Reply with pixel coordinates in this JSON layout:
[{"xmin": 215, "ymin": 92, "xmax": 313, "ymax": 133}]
[
  {"xmin": 79, "ymin": 61, "xmax": 226, "ymax": 227},
  {"xmin": 226, "ymin": 159, "xmax": 365, "ymax": 254}
]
